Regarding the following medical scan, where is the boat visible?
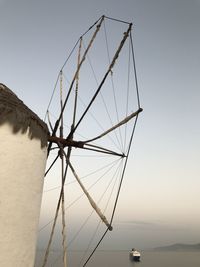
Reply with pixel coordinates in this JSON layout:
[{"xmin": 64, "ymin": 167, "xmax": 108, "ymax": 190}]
[
  {"xmin": 0, "ymin": 15, "xmax": 142, "ymax": 267},
  {"xmin": 130, "ymin": 248, "xmax": 141, "ymax": 261}
]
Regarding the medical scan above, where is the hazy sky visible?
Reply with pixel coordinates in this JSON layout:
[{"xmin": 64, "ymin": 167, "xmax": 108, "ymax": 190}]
[{"xmin": 1, "ymin": 0, "xmax": 200, "ymax": 252}]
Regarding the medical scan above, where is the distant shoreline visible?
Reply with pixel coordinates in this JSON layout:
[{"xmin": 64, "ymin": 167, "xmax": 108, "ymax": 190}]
[
  {"xmin": 154, "ymin": 243, "xmax": 200, "ymax": 251},
  {"xmin": 36, "ymin": 243, "xmax": 200, "ymax": 252}
]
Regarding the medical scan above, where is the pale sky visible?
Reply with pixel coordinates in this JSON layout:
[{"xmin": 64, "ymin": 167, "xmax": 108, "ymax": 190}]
[{"xmin": 1, "ymin": 0, "xmax": 200, "ymax": 253}]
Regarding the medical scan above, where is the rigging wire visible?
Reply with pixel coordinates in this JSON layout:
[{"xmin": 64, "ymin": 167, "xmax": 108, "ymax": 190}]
[
  {"xmin": 60, "ymin": 16, "xmax": 103, "ymax": 72},
  {"xmin": 123, "ymin": 36, "xmax": 131, "ymax": 153},
  {"xmin": 47, "ymin": 16, "xmax": 105, "ymax": 156},
  {"xmin": 43, "ymin": 138, "xmax": 120, "ymax": 265},
  {"xmin": 41, "ymin": 16, "xmax": 142, "ymax": 267},
  {"xmin": 41, "ymin": 155, "xmax": 69, "ymax": 267},
  {"xmin": 103, "ymin": 19, "xmax": 124, "ymax": 152},
  {"xmin": 52, "ymin": 159, "xmax": 123, "ymax": 266},
  {"xmin": 51, "ymin": 209, "xmax": 95, "ymax": 267},
  {"xmin": 83, "ymin": 228, "xmax": 109, "ymax": 267},
  {"xmin": 82, "ymin": 24, "xmax": 142, "ymax": 266},
  {"xmin": 44, "ymin": 16, "xmax": 104, "ymax": 124},
  {"xmin": 79, "ymin": 159, "xmax": 123, "ymax": 266},
  {"xmin": 130, "ymin": 31, "xmax": 141, "ymax": 108},
  {"xmin": 72, "ymin": 37, "xmax": 82, "ymax": 128},
  {"xmin": 44, "ymin": 158, "xmax": 120, "ymax": 193},
  {"xmin": 44, "ymin": 36, "xmax": 80, "ymax": 123},
  {"xmin": 83, "ymin": 108, "xmax": 142, "ymax": 144},
  {"xmin": 82, "ymin": 115, "xmax": 139, "ymax": 266},
  {"xmin": 76, "ymin": 93, "xmax": 122, "ymax": 152},
  {"xmin": 44, "ymin": 73, "xmax": 60, "ymax": 122},
  {"xmin": 47, "ymin": 110, "xmax": 54, "ymax": 132},
  {"xmin": 104, "ymin": 15, "xmax": 131, "ymax": 25},
  {"xmin": 39, "ymin": 158, "xmax": 121, "ymax": 232},
  {"xmin": 73, "ymin": 159, "xmax": 122, "ymax": 266},
  {"xmin": 61, "ymin": 147, "xmax": 112, "ymax": 230},
  {"xmin": 67, "ymin": 22, "xmax": 132, "ymax": 139},
  {"xmin": 110, "ymin": 115, "xmax": 139, "ymax": 225},
  {"xmin": 82, "ymin": 39, "xmax": 122, "ymax": 152}
]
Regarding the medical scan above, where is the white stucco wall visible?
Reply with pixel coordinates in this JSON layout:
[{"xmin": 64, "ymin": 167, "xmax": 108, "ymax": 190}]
[{"xmin": 0, "ymin": 122, "xmax": 47, "ymax": 267}]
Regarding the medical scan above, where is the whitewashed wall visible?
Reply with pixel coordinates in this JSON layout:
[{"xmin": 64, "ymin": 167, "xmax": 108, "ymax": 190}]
[{"xmin": 0, "ymin": 84, "xmax": 48, "ymax": 267}]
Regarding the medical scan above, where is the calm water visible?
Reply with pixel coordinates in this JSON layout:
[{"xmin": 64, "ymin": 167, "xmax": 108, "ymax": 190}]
[{"xmin": 35, "ymin": 250, "xmax": 200, "ymax": 267}]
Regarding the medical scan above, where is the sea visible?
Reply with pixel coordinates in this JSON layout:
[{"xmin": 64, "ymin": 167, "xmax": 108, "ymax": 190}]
[{"xmin": 35, "ymin": 250, "xmax": 200, "ymax": 267}]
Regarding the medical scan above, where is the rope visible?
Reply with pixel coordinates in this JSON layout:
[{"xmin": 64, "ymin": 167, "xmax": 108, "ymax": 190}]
[
  {"xmin": 59, "ymin": 71, "xmax": 67, "ymax": 267},
  {"xmin": 79, "ymin": 159, "xmax": 123, "ymax": 266},
  {"xmin": 80, "ymin": 16, "xmax": 104, "ymax": 39},
  {"xmin": 82, "ymin": 37, "xmax": 122, "ymax": 152},
  {"xmin": 41, "ymin": 164, "xmax": 67, "ymax": 267},
  {"xmin": 39, "ymin": 159, "xmax": 121, "ymax": 237},
  {"xmin": 68, "ymin": 23, "xmax": 133, "ymax": 138},
  {"xmin": 82, "ymin": 31, "xmax": 142, "ymax": 262},
  {"xmin": 110, "ymin": 115, "xmax": 139, "ymax": 225},
  {"xmin": 43, "ymin": 158, "xmax": 120, "ymax": 193},
  {"xmin": 76, "ymin": 92, "xmax": 122, "ymax": 152},
  {"xmin": 47, "ymin": 16, "xmax": 104, "ymax": 155},
  {"xmin": 52, "ymin": 159, "xmax": 122, "ymax": 266},
  {"xmin": 52, "ymin": 210, "xmax": 95, "ymax": 267},
  {"xmin": 42, "ymin": 16, "xmax": 142, "ymax": 267},
  {"xmin": 82, "ymin": 143, "xmax": 124, "ymax": 157},
  {"xmin": 61, "ymin": 158, "xmax": 67, "ymax": 267},
  {"xmin": 60, "ymin": 15, "xmax": 104, "ymax": 75},
  {"xmin": 82, "ymin": 115, "xmax": 139, "ymax": 266},
  {"xmin": 103, "ymin": 19, "xmax": 124, "ymax": 151},
  {"xmin": 84, "ymin": 108, "xmax": 142, "ymax": 144},
  {"xmin": 41, "ymin": 144, "xmax": 71, "ymax": 266},
  {"xmin": 72, "ymin": 37, "xmax": 82, "ymax": 127},
  {"xmin": 59, "ymin": 144, "xmax": 112, "ymax": 231}
]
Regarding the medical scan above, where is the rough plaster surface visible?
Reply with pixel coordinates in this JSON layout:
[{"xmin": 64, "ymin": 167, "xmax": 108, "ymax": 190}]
[
  {"xmin": 0, "ymin": 84, "xmax": 48, "ymax": 267},
  {"xmin": 0, "ymin": 123, "xmax": 47, "ymax": 267}
]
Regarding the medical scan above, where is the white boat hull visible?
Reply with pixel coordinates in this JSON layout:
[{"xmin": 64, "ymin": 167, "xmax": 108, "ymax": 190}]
[{"xmin": 129, "ymin": 251, "xmax": 141, "ymax": 261}]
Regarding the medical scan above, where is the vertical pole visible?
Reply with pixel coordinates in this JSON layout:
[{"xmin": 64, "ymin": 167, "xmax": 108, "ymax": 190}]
[
  {"xmin": 72, "ymin": 37, "xmax": 82, "ymax": 128},
  {"xmin": 60, "ymin": 70, "xmax": 67, "ymax": 267}
]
